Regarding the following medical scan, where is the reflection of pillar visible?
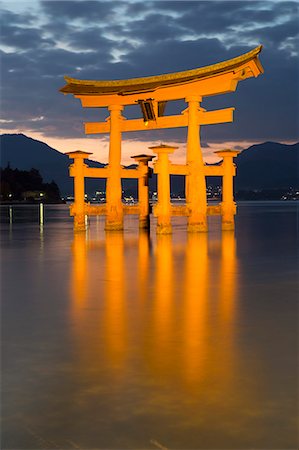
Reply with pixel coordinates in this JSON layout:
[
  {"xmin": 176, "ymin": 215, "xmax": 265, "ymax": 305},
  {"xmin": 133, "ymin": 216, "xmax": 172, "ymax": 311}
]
[
  {"xmin": 220, "ymin": 231, "xmax": 237, "ymax": 323},
  {"xmin": 183, "ymin": 232, "xmax": 209, "ymax": 383},
  {"xmin": 9, "ymin": 206, "xmax": 13, "ymax": 225},
  {"xmin": 152, "ymin": 234, "xmax": 173, "ymax": 372},
  {"xmin": 211, "ymin": 229, "xmax": 238, "ymax": 386},
  {"xmin": 138, "ymin": 229, "xmax": 151, "ymax": 298},
  {"xmin": 150, "ymin": 144, "xmax": 177, "ymax": 234},
  {"xmin": 9, "ymin": 206, "xmax": 13, "ymax": 240},
  {"xmin": 66, "ymin": 151, "xmax": 91, "ymax": 231},
  {"xmin": 104, "ymin": 232, "xmax": 127, "ymax": 367},
  {"xmin": 71, "ymin": 232, "xmax": 88, "ymax": 312},
  {"xmin": 106, "ymin": 104, "xmax": 124, "ymax": 231},
  {"xmin": 215, "ymin": 150, "xmax": 240, "ymax": 230},
  {"xmin": 39, "ymin": 202, "xmax": 44, "ymax": 249},
  {"xmin": 39, "ymin": 202, "xmax": 44, "ymax": 226},
  {"xmin": 186, "ymin": 96, "xmax": 207, "ymax": 233},
  {"xmin": 132, "ymin": 154, "xmax": 155, "ymax": 229}
]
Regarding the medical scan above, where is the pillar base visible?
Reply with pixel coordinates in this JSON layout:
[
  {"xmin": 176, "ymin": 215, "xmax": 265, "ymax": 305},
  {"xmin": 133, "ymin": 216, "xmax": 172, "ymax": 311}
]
[
  {"xmin": 105, "ymin": 220, "xmax": 123, "ymax": 231},
  {"xmin": 156, "ymin": 223, "xmax": 172, "ymax": 234},
  {"xmin": 221, "ymin": 203, "xmax": 236, "ymax": 231},
  {"xmin": 222, "ymin": 219, "xmax": 235, "ymax": 231},
  {"xmin": 139, "ymin": 216, "xmax": 150, "ymax": 229},
  {"xmin": 74, "ymin": 214, "xmax": 86, "ymax": 232},
  {"xmin": 187, "ymin": 218, "xmax": 208, "ymax": 233}
]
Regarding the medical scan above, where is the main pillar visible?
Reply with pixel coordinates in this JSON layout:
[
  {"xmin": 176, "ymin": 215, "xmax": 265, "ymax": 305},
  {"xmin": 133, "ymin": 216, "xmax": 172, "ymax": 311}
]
[
  {"xmin": 215, "ymin": 150, "xmax": 240, "ymax": 230},
  {"xmin": 66, "ymin": 151, "xmax": 91, "ymax": 231},
  {"xmin": 185, "ymin": 95, "xmax": 207, "ymax": 232},
  {"xmin": 131, "ymin": 154, "xmax": 155, "ymax": 229},
  {"xmin": 150, "ymin": 144, "xmax": 176, "ymax": 234},
  {"xmin": 105, "ymin": 104, "xmax": 124, "ymax": 231}
]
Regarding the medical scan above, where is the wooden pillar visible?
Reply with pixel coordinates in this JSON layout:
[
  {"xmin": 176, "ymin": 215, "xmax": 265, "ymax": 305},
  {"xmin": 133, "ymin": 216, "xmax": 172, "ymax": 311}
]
[
  {"xmin": 131, "ymin": 154, "xmax": 155, "ymax": 229},
  {"xmin": 150, "ymin": 144, "xmax": 176, "ymax": 234},
  {"xmin": 105, "ymin": 104, "xmax": 124, "ymax": 231},
  {"xmin": 66, "ymin": 151, "xmax": 91, "ymax": 231},
  {"xmin": 215, "ymin": 150, "xmax": 240, "ymax": 230},
  {"xmin": 185, "ymin": 95, "xmax": 207, "ymax": 232}
]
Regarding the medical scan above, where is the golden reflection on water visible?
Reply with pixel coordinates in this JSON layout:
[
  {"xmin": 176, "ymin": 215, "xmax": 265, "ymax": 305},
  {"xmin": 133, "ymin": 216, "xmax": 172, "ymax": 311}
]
[
  {"xmin": 152, "ymin": 234, "xmax": 174, "ymax": 370},
  {"xmin": 220, "ymin": 231, "xmax": 237, "ymax": 323},
  {"xmin": 183, "ymin": 233, "xmax": 209, "ymax": 384},
  {"xmin": 104, "ymin": 232, "xmax": 128, "ymax": 369},
  {"xmin": 71, "ymin": 232, "xmax": 89, "ymax": 310},
  {"xmin": 138, "ymin": 230, "xmax": 151, "ymax": 300},
  {"xmin": 2, "ymin": 207, "xmax": 296, "ymax": 448},
  {"xmin": 69, "ymin": 227, "xmax": 246, "ymax": 446},
  {"xmin": 70, "ymin": 229, "xmax": 238, "ymax": 392},
  {"xmin": 56, "ymin": 228, "xmax": 296, "ymax": 446}
]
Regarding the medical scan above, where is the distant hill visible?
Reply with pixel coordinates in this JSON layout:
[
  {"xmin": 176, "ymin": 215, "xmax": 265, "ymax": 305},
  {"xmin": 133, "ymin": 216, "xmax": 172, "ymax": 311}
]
[
  {"xmin": 235, "ymin": 141, "xmax": 298, "ymax": 190},
  {"xmin": 0, "ymin": 134, "xmax": 106, "ymax": 195},
  {"xmin": 0, "ymin": 134, "xmax": 298, "ymax": 196}
]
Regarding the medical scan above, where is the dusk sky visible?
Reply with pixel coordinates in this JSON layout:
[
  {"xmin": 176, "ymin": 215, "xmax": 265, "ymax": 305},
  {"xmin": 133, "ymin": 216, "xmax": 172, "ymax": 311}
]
[{"xmin": 1, "ymin": 0, "xmax": 298, "ymax": 163}]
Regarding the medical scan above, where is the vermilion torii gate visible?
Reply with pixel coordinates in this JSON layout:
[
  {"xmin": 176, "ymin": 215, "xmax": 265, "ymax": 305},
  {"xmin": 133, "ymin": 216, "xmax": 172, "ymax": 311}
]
[{"xmin": 60, "ymin": 45, "xmax": 263, "ymax": 232}]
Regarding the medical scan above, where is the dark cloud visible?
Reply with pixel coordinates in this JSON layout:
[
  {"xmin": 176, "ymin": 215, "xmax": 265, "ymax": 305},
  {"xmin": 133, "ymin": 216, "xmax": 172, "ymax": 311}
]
[
  {"xmin": 0, "ymin": 0, "xmax": 298, "ymax": 144},
  {"xmin": 0, "ymin": 8, "xmax": 36, "ymax": 25},
  {"xmin": 62, "ymin": 27, "xmax": 115, "ymax": 54},
  {"xmin": 121, "ymin": 13, "xmax": 187, "ymax": 44},
  {"xmin": 175, "ymin": 1, "xmax": 254, "ymax": 34},
  {"xmin": 41, "ymin": 0, "xmax": 123, "ymax": 22},
  {"xmin": 124, "ymin": 1, "xmax": 155, "ymax": 17},
  {"xmin": 1, "ymin": 23, "xmax": 55, "ymax": 50},
  {"xmin": 243, "ymin": 17, "xmax": 299, "ymax": 50}
]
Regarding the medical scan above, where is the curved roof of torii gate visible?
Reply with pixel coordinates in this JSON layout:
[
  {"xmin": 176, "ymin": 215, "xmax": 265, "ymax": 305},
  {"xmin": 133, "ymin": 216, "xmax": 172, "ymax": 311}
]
[{"xmin": 60, "ymin": 45, "xmax": 263, "ymax": 96}]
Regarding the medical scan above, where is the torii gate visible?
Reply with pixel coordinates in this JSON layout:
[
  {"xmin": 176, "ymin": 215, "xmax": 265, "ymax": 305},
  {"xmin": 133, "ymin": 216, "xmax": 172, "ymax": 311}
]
[{"xmin": 60, "ymin": 45, "xmax": 263, "ymax": 232}]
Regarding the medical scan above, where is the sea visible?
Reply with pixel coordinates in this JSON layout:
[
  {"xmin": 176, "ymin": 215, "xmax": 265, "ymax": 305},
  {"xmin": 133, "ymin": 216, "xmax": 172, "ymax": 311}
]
[{"xmin": 1, "ymin": 202, "xmax": 298, "ymax": 449}]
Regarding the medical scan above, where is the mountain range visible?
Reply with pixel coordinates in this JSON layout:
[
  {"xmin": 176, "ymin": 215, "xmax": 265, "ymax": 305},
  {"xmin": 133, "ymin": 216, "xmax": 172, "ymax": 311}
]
[{"xmin": 0, "ymin": 134, "xmax": 298, "ymax": 196}]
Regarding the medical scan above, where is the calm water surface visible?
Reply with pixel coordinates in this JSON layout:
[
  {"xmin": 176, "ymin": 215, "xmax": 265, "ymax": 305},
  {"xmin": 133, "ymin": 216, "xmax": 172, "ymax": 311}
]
[{"xmin": 1, "ymin": 203, "xmax": 298, "ymax": 449}]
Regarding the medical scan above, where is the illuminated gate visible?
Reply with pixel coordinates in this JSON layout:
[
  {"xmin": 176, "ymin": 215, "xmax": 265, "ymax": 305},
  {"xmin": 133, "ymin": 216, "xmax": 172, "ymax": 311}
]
[{"xmin": 60, "ymin": 46, "xmax": 263, "ymax": 232}]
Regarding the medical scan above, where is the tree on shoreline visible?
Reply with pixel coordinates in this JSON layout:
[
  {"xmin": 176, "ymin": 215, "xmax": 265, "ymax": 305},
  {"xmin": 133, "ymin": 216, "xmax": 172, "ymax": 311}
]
[{"xmin": 0, "ymin": 166, "xmax": 61, "ymax": 202}]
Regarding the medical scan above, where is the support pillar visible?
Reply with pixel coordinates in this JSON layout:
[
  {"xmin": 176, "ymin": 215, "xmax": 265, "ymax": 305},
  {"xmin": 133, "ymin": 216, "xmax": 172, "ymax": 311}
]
[
  {"xmin": 185, "ymin": 96, "xmax": 207, "ymax": 232},
  {"xmin": 215, "ymin": 150, "xmax": 240, "ymax": 230},
  {"xmin": 66, "ymin": 151, "xmax": 91, "ymax": 232},
  {"xmin": 105, "ymin": 104, "xmax": 124, "ymax": 231},
  {"xmin": 150, "ymin": 144, "xmax": 177, "ymax": 234},
  {"xmin": 132, "ymin": 154, "xmax": 155, "ymax": 229}
]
